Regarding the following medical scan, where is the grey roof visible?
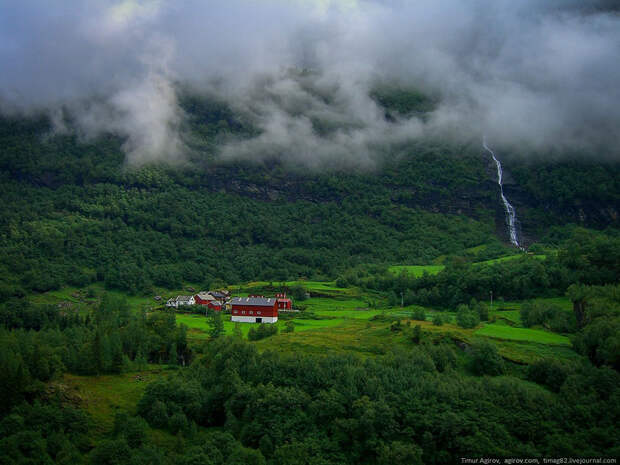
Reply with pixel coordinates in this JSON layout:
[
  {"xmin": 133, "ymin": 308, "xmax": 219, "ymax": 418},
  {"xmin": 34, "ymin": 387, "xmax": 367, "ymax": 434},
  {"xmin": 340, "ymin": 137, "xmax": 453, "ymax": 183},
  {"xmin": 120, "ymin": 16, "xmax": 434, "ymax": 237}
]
[
  {"xmin": 196, "ymin": 292, "xmax": 216, "ymax": 301},
  {"xmin": 176, "ymin": 295, "xmax": 193, "ymax": 302},
  {"xmin": 231, "ymin": 297, "xmax": 276, "ymax": 307}
]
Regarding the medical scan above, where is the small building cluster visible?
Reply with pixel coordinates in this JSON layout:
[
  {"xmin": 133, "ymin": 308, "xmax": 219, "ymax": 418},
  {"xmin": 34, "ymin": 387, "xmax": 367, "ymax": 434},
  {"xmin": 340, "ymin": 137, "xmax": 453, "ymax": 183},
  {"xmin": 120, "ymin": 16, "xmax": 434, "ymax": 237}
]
[
  {"xmin": 166, "ymin": 290, "xmax": 230, "ymax": 311},
  {"xmin": 165, "ymin": 290, "xmax": 293, "ymax": 324}
]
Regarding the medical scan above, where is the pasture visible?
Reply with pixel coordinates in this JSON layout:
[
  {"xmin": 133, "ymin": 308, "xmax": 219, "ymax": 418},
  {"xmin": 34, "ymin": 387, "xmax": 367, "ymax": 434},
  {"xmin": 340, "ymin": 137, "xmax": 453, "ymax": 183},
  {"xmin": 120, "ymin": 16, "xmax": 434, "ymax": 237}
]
[
  {"xmin": 475, "ymin": 323, "xmax": 571, "ymax": 346},
  {"xmin": 388, "ymin": 264, "xmax": 445, "ymax": 276},
  {"xmin": 62, "ymin": 367, "xmax": 168, "ymax": 435}
]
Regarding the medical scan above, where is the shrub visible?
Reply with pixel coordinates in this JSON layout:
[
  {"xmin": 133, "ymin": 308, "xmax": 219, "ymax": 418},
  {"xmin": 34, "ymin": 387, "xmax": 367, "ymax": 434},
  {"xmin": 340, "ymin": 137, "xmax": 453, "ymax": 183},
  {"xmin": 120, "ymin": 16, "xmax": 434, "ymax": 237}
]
[
  {"xmin": 412, "ymin": 308, "xmax": 426, "ymax": 321},
  {"xmin": 470, "ymin": 341, "xmax": 504, "ymax": 376},
  {"xmin": 527, "ymin": 359, "xmax": 571, "ymax": 392},
  {"xmin": 248, "ymin": 324, "xmax": 278, "ymax": 341},
  {"xmin": 411, "ymin": 325, "xmax": 422, "ymax": 344},
  {"xmin": 456, "ymin": 305, "xmax": 479, "ymax": 329}
]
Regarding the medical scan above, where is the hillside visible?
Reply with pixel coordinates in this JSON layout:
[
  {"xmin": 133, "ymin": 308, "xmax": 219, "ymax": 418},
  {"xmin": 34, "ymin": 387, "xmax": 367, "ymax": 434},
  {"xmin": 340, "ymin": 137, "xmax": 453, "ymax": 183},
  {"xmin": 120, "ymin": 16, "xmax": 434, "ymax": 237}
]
[{"xmin": 1, "ymin": 94, "xmax": 618, "ymax": 298}]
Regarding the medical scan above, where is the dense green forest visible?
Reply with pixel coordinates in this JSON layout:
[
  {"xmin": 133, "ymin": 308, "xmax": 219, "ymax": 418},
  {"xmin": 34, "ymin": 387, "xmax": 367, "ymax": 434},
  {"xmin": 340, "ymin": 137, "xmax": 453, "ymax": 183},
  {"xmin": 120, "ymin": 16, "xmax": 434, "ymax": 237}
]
[
  {"xmin": 1, "ymin": 283, "xmax": 619, "ymax": 463},
  {"xmin": 0, "ymin": 100, "xmax": 618, "ymax": 298}
]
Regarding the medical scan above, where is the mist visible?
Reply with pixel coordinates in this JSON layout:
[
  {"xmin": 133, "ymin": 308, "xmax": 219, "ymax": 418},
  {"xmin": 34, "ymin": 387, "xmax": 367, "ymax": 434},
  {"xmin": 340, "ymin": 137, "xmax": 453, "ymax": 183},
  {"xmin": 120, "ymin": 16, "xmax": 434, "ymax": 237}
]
[{"xmin": 1, "ymin": 0, "xmax": 619, "ymax": 165}]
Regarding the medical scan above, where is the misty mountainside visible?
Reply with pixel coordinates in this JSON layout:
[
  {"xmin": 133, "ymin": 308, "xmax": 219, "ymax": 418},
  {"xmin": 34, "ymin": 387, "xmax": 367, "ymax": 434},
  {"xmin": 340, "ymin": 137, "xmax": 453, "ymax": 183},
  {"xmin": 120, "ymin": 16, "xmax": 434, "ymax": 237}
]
[{"xmin": 0, "ymin": 85, "xmax": 618, "ymax": 296}]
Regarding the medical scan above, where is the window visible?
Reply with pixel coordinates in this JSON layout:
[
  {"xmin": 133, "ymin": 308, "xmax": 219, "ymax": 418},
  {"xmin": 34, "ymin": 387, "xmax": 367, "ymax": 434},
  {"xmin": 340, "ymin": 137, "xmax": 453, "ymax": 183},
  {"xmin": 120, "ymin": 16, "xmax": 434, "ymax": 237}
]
[
  {"xmin": 242, "ymin": 311, "xmax": 246, "ymax": 315},
  {"xmin": 257, "ymin": 311, "xmax": 261, "ymax": 315},
  {"xmin": 249, "ymin": 311, "xmax": 253, "ymax": 315}
]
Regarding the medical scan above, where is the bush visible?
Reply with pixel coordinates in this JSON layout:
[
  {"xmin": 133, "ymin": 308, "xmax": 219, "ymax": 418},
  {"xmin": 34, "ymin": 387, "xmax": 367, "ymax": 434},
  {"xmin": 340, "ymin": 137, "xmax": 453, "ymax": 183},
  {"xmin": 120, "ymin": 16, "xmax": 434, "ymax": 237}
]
[
  {"xmin": 432, "ymin": 314, "xmax": 444, "ymax": 326},
  {"xmin": 470, "ymin": 341, "xmax": 504, "ymax": 376},
  {"xmin": 169, "ymin": 412, "xmax": 189, "ymax": 434},
  {"xmin": 456, "ymin": 305, "xmax": 480, "ymax": 329},
  {"xmin": 113, "ymin": 413, "xmax": 148, "ymax": 448},
  {"xmin": 411, "ymin": 325, "xmax": 422, "ymax": 344},
  {"xmin": 521, "ymin": 302, "xmax": 577, "ymax": 333},
  {"xmin": 248, "ymin": 324, "xmax": 278, "ymax": 341},
  {"xmin": 527, "ymin": 359, "xmax": 571, "ymax": 392},
  {"xmin": 290, "ymin": 285, "xmax": 307, "ymax": 301},
  {"xmin": 412, "ymin": 308, "xmax": 426, "ymax": 321}
]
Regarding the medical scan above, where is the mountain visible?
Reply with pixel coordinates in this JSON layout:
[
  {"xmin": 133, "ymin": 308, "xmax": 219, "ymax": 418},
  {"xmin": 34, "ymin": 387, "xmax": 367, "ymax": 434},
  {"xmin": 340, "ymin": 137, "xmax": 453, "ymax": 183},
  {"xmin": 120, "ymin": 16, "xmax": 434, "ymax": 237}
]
[{"xmin": 0, "ymin": 88, "xmax": 618, "ymax": 296}]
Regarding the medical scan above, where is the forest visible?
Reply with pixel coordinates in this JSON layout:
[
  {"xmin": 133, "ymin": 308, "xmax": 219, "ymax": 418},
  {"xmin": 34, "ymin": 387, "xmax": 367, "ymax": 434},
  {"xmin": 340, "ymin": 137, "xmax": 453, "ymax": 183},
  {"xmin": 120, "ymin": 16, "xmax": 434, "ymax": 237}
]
[
  {"xmin": 1, "ymin": 284, "xmax": 619, "ymax": 464},
  {"xmin": 0, "ymin": 106, "xmax": 618, "ymax": 299}
]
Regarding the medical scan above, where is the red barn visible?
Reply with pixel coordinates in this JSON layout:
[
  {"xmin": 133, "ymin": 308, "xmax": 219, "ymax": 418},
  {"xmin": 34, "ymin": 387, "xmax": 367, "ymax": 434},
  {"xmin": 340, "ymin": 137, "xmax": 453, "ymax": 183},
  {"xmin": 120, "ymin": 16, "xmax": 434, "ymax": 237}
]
[
  {"xmin": 207, "ymin": 300, "xmax": 222, "ymax": 311},
  {"xmin": 275, "ymin": 292, "xmax": 292, "ymax": 310},
  {"xmin": 194, "ymin": 292, "xmax": 216, "ymax": 305},
  {"xmin": 231, "ymin": 297, "xmax": 278, "ymax": 323}
]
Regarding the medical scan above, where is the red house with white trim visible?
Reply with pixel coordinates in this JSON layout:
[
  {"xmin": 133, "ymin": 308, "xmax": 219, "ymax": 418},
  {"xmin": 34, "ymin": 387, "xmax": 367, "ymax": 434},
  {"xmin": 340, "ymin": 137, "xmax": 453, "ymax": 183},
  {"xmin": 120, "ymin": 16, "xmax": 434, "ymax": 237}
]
[
  {"xmin": 194, "ymin": 292, "xmax": 216, "ymax": 305},
  {"xmin": 207, "ymin": 300, "xmax": 223, "ymax": 311},
  {"xmin": 231, "ymin": 297, "xmax": 278, "ymax": 323},
  {"xmin": 275, "ymin": 293, "xmax": 292, "ymax": 310}
]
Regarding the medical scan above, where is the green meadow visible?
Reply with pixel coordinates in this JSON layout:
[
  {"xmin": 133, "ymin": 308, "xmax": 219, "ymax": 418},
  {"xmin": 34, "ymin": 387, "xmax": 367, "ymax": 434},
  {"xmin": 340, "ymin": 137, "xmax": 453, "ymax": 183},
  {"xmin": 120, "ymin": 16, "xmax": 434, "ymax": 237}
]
[
  {"xmin": 32, "ymin": 279, "xmax": 578, "ymax": 367},
  {"xmin": 388, "ymin": 253, "xmax": 547, "ymax": 277},
  {"xmin": 475, "ymin": 323, "xmax": 571, "ymax": 346},
  {"xmin": 388, "ymin": 264, "xmax": 445, "ymax": 276}
]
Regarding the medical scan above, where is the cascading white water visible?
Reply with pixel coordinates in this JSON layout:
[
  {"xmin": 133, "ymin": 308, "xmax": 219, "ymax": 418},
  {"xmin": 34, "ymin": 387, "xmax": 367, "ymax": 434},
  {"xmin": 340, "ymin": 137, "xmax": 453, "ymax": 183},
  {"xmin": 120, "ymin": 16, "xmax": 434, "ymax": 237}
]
[{"xmin": 483, "ymin": 137, "xmax": 521, "ymax": 248}]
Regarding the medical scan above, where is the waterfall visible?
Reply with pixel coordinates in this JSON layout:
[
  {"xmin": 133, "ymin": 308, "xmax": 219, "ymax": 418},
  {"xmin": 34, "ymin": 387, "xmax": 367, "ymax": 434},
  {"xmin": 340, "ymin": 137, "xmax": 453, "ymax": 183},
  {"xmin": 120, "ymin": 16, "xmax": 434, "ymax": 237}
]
[{"xmin": 483, "ymin": 137, "xmax": 521, "ymax": 248}]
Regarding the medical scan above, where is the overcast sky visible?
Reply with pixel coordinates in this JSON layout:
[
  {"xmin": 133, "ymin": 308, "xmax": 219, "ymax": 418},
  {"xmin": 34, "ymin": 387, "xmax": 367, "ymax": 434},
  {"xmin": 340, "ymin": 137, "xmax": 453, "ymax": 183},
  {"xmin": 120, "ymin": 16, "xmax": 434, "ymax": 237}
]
[{"xmin": 1, "ymin": 0, "xmax": 619, "ymax": 165}]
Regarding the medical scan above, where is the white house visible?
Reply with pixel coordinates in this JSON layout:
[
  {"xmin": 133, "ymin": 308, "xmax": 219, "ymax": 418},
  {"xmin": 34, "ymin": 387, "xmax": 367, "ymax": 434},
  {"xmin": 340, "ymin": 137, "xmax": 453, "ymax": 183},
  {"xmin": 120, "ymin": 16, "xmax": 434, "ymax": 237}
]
[{"xmin": 166, "ymin": 295, "xmax": 196, "ymax": 308}]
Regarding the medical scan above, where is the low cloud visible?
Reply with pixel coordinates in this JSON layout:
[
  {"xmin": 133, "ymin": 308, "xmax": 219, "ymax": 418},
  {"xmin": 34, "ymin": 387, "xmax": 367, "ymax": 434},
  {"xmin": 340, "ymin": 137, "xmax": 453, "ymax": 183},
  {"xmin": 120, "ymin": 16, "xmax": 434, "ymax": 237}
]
[{"xmin": 0, "ymin": 0, "xmax": 618, "ymax": 165}]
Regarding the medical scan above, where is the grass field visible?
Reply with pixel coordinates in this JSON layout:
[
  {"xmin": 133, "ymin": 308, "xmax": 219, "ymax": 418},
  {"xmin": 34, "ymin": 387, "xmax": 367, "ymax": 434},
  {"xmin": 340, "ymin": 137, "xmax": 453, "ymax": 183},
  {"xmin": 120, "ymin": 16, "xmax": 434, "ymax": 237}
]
[
  {"xmin": 229, "ymin": 280, "xmax": 354, "ymax": 296},
  {"xmin": 302, "ymin": 296, "xmax": 374, "ymax": 311},
  {"xmin": 491, "ymin": 310, "xmax": 521, "ymax": 325},
  {"xmin": 475, "ymin": 323, "xmax": 571, "ymax": 346},
  {"xmin": 473, "ymin": 254, "xmax": 546, "ymax": 266},
  {"xmin": 253, "ymin": 320, "xmax": 409, "ymax": 356},
  {"xmin": 388, "ymin": 265, "xmax": 445, "ymax": 276},
  {"xmin": 33, "ymin": 281, "xmax": 578, "ymax": 367},
  {"xmin": 62, "ymin": 367, "xmax": 168, "ymax": 435},
  {"xmin": 491, "ymin": 339, "xmax": 580, "ymax": 364},
  {"xmin": 389, "ymin": 253, "xmax": 547, "ymax": 277},
  {"xmin": 175, "ymin": 313, "xmax": 349, "ymax": 340}
]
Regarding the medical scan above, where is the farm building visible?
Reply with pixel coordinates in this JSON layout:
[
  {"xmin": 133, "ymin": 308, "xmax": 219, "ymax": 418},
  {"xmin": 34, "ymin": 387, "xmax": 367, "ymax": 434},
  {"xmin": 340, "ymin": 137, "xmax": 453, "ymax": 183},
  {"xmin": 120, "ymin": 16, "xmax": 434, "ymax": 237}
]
[
  {"xmin": 207, "ymin": 300, "xmax": 223, "ymax": 311},
  {"xmin": 166, "ymin": 295, "xmax": 196, "ymax": 308},
  {"xmin": 209, "ymin": 290, "xmax": 228, "ymax": 301},
  {"xmin": 230, "ymin": 297, "xmax": 278, "ymax": 323},
  {"xmin": 194, "ymin": 292, "xmax": 217, "ymax": 305},
  {"xmin": 275, "ymin": 292, "xmax": 293, "ymax": 310}
]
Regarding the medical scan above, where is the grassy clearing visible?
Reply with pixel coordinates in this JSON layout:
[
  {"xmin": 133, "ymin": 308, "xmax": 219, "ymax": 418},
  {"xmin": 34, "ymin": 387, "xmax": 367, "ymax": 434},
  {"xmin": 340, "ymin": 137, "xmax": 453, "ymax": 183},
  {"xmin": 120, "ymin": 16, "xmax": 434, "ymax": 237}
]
[
  {"xmin": 312, "ymin": 309, "xmax": 384, "ymax": 319},
  {"xmin": 229, "ymin": 280, "xmax": 354, "ymax": 296},
  {"xmin": 491, "ymin": 339, "xmax": 581, "ymax": 364},
  {"xmin": 475, "ymin": 323, "xmax": 571, "ymax": 346},
  {"xmin": 62, "ymin": 368, "xmax": 168, "ymax": 435},
  {"xmin": 473, "ymin": 254, "xmax": 546, "ymax": 266},
  {"xmin": 491, "ymin": 310, "xmax": 521, "ymax": 325},
  {"xmin": 175, "ymin": 313, "xmax": 348, "ymax": 340},
  {"xmin": 388, "ymin": 265, "xmax": 445, "ymax": 276},
  {"xmin": 389, "ymin": 254, "xmax": 546, "ymax": 276},
  {"xmin": 489, "ymin": 296, "xmax": 572, "ymax": 313},
  {"xmin": 254, "ymin": 320, "xmax": 409, "ymax": 356},
  {"xmin": 302, "ymin": 297, "xmax": 373, "ymax": 311}
]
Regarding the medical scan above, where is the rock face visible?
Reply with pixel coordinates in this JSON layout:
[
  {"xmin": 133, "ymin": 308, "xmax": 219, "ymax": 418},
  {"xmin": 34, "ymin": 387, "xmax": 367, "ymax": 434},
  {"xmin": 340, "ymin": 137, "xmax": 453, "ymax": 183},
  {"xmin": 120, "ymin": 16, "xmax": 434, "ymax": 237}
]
[{"xmin": 200, "ymin": 157, "xmax": 618, "ymax": 247}]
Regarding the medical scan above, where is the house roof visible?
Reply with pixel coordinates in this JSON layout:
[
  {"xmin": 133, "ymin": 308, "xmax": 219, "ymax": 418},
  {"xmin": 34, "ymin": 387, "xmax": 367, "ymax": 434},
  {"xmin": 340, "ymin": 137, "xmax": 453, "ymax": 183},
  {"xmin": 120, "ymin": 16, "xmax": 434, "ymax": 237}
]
[
  {"xmin": 231, "ymin": 297, "xmax": 277, "ymax": 307},
  {"xmin": 196, "ymin": 292, "xmax": 216, "ymax": 301},
  {"xmin": 176, "ymin": 295, "xmax": 194, "ymax": 303}
]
